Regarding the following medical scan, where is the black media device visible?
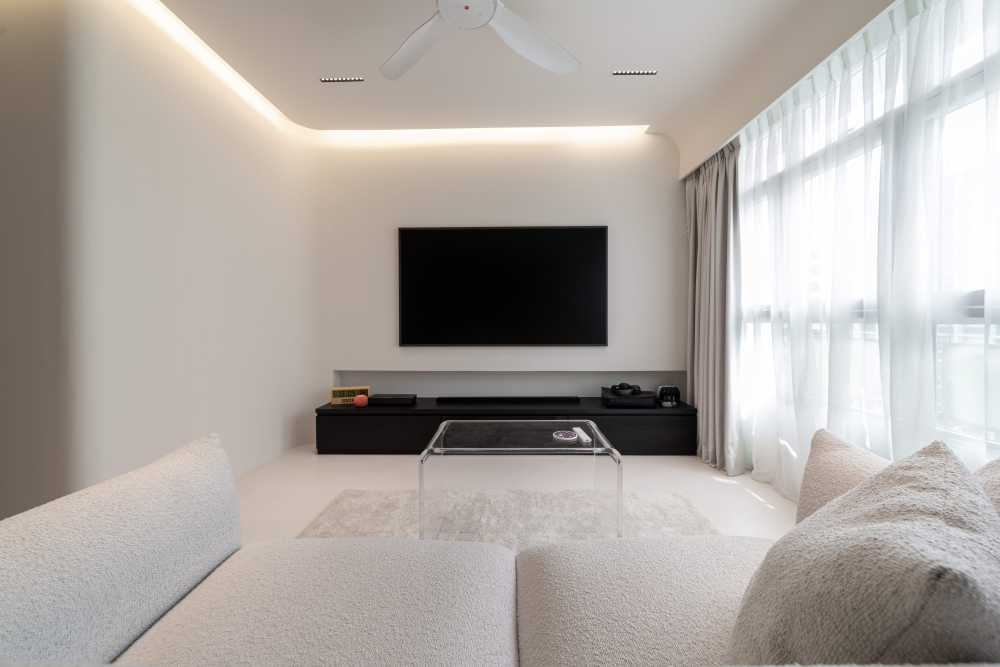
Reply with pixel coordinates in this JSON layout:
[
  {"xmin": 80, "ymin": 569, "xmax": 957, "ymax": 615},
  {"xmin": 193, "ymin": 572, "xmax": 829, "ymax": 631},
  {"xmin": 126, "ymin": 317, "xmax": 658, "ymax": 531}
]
[
  {"xmin": 602, "ymin": 385, "xmax": 658, "ymax": 409},
  {"xmin": 610, "ymin": 382, "xmax": 642, "ymax": 396},
  {"xmin": 436, "ymin": 396, "xmax": 580, "ymax": 405},
  {"xmin": 656, "ymin": 385, "xmax": 681, "ymax": 407},
  {"xmin": 398, "ymin": 226, "xmax": 608, "ymax": 346},
  {"xmin": 368, "ymin": 394, "xmax": 418, "ymax": 407}
]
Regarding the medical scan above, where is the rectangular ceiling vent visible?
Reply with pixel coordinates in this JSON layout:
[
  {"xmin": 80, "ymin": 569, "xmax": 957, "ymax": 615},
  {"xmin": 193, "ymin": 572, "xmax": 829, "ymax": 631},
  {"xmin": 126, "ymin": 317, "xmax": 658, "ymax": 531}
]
[
  {"xmin": 611, "ymin": 69, "xmax": 657, "ymax": 76},
  {"xmin": 320, "ymin": 76, "xmax": 365, "ymax": 83}
]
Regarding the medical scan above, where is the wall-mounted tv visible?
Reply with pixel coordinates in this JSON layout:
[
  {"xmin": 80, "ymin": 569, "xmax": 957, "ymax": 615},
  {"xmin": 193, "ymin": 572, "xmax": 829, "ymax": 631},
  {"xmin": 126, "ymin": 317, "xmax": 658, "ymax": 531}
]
[{"xmin": 399, "ymin": 226, "xmax": 608, "ymax": 346}]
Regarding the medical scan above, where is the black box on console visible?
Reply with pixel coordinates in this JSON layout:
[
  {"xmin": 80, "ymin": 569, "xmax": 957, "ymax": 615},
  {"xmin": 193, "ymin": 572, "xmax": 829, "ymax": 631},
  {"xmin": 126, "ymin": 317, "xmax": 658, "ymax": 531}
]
[
  {"xmin": 600, "ymin": 387, "xmax": 658, "ymax": 409},
  {"xmin": 368, "ymin": 394, "xmax": 418, "ymax": 407}
]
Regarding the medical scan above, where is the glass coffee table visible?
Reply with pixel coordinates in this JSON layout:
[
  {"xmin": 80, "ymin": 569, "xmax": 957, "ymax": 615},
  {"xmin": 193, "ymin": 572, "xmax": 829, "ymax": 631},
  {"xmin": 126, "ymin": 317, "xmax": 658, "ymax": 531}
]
[{"xmin": 418, "ymin": 420, "xmax": 623, "ymax": 547}]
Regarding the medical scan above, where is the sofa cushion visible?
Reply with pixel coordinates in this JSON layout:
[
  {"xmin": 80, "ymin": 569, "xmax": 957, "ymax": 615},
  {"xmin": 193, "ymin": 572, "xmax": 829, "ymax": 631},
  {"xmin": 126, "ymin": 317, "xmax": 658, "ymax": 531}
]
[
  {"xmin": 118, "ymin": 538, "xmax": 517, "ymax": 667},
  {"xmin": 515, "ymin": 536, "xmax": 773, "ymax": 667},
  {"xmin": 0, "ymin": 437, "xmax": 239, "ymax": 665},
  {"xmin": 977, "ymin": 458, "xmax": 1000, "ymax": 513},
  {"xmin": 796, "ymin": 429, "xmax": 888, "ymax": 522},
  {"xmin": 728, "ymin": 442, "xmax": 1000, "ymax": 665}
]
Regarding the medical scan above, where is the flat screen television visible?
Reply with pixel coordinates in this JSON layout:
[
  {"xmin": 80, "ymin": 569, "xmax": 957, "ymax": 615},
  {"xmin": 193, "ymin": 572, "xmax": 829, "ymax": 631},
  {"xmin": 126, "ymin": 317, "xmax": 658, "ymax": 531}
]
[{"xmin": 399, "ymin": 226, "xmax": 608, "ymax": 346}]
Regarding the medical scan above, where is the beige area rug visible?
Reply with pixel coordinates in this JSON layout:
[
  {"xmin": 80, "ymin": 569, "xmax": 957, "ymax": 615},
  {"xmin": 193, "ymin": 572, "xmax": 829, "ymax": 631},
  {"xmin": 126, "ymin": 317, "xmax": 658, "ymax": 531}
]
[{"xmin": 300, "ymin": 489, "xmax": 716, "ymax": 551}]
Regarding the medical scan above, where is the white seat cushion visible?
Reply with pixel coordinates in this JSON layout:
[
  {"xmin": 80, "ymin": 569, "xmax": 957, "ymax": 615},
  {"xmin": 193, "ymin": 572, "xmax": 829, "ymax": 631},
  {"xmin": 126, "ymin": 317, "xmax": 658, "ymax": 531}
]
[
  {"xmin": 118, "ymin": 538, "xmax": 517, "ymax": 667},
  {"xmin": 515, "ymin": 536, "xmax": 773, "ymax": 667}
]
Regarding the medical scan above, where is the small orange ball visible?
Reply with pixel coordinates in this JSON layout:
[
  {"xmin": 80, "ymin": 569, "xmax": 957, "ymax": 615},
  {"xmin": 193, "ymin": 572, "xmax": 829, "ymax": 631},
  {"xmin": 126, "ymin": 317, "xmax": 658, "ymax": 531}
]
[{"xmin": 352, "ymin": 394, "xmax": 369, "ymax": 408}]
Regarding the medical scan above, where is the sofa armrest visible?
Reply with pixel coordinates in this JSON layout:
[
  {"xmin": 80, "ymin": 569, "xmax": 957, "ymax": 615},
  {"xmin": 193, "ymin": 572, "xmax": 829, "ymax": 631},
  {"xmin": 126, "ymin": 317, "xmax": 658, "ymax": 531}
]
[{"xmin": 0, "ymin": 436, "xmax": 240, "ymax": 664}]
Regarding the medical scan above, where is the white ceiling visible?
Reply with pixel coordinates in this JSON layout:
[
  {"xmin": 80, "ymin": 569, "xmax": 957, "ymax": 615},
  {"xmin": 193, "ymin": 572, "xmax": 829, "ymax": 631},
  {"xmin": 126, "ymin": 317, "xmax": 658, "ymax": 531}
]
[{"xmin": 162, "ymin": 0, "xmax": 891, "ymax": 160}]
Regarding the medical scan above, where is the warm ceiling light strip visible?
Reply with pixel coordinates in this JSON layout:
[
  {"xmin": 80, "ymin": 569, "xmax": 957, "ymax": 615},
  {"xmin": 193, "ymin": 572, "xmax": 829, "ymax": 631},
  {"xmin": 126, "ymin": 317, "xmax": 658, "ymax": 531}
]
[
  {"xmin": 321, "ymin": 77, "xmax": 366, "ymax": 83},
  {"xmin": 311, "ymin": 125, "xmax": 650, "ymax": 148},
  {"xmin": 127, "ymin": 0, "xmax": 650, "ymax": 147},
  {"xmin": 125, "ymin": 0, "xmax": 291, "ymax": 131}
]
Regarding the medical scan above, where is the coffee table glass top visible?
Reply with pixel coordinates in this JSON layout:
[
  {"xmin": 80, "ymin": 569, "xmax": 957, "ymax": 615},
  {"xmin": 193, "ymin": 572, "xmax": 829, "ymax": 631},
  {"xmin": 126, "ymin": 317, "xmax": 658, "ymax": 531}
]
[{"xmin": 425, "ymin": 419, "xmax": 616, "ymax": 454}]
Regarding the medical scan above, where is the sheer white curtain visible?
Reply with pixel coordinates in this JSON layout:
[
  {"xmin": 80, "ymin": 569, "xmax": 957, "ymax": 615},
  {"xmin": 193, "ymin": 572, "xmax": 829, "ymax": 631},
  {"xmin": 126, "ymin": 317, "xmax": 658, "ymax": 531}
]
[{"xmin": 734, "ymin": 0, "xmax": 1000, "ymax": 499}]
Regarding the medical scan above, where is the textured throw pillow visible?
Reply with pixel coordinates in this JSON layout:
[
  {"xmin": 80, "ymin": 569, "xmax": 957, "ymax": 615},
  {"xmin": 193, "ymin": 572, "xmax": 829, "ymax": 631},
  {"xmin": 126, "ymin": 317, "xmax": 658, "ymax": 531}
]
[
  {"xmin": 796, "ymin": 429, "xmax": 888, "ymax": 522},
  {"xmin": 728, "ymin": 441, "xmax": 1000, "ymax": 665},
  {"xmin": 977, "ymin": 458, "xmax": 1000, "ymax": 514}
]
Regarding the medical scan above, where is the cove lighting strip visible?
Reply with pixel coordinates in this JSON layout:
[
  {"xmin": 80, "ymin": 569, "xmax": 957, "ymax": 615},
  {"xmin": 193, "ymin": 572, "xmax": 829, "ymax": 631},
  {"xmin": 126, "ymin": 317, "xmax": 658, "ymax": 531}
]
[
  {"xmin": 310, "ymin": 125, "xmax": 650, "ymax": 147},
  {"xmin": 126, "ymin": 0, "xmax": 649, "ymax": 147},
  {"xmin": 126, "ymin": 0, "xmax": 288, "ymax": 130}
]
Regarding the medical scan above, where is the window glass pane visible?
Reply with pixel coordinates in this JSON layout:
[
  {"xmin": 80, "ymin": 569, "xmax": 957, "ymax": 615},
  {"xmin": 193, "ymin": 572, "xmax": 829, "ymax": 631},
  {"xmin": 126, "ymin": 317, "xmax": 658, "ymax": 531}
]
[
  {"xmin": 844, "ymin": 147, "xmax": 882, "ymax": 303},
  {"xmin": 989, "ymin": 324, "xmax": 1000, "ymax": 447},
  {"xmin": 949, "ymin": 0, "xmax": 984, "ymax": 77},
  {"xmin": 848, "ymin": 68, "xmax": 865, "ymax": 131},
  {"xmin": 873, "ymin": 50, "xmax": 887, "ymax": 121},
  {"xmin": 739, "ymin": 194, "xmax": 773, "ymax": 310},
  {"xmin": 737, "ymin": 320, "xmax": 775, "ymax": 427},
  {"xmin": 934, "ymin": 95, "xmax": 990, "ymax": 445},
  {"xmin": 851, "ymin": 321, "xmax": 884, "ymax": 414},
  {"xmin": 936, "ymin": 323, "xmax": 986, "ymax": 441},
  {"xmin": 890, "ymin": 33, "xmax": 907, "ymax": 111},
  {"xmin": 940, "ymin": 97, "xmax": 987, "ymax": 293},
  {"xmin": 837, "ymin": 148, "xmax": 884, "ymax": 431},
  {"xmin": 803, "ymin": 105, "xmax": 816, "ymax": 158}
]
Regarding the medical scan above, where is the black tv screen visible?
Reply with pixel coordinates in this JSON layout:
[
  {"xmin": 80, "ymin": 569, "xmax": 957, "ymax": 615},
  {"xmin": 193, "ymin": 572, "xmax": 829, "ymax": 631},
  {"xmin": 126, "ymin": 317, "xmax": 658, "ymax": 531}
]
[{"xmin": 399, "ymin": 226, "xmax": 608, "ymax": 346}]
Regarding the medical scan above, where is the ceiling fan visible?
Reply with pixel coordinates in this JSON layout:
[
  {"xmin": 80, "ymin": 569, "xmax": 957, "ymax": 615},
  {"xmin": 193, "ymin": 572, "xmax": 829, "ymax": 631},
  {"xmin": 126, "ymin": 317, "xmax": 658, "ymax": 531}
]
[{"xmin": 380, "ymin": 0, "xmax": 580, "ymax": 80}]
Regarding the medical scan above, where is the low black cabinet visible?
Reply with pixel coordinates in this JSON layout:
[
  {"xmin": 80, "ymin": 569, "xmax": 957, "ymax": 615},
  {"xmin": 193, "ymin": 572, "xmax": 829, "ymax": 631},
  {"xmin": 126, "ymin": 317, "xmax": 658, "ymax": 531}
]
[{"xmin": 315, "ymin": 398, "xmax": 696, "ymax": 455}]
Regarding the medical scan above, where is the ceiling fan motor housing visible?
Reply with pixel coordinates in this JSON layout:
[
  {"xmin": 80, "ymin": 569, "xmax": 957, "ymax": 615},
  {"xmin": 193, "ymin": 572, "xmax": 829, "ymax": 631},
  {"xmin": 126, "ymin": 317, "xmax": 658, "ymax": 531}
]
[
  {"xmin": 438, "ymin": 0, "xmax": 497, "ymax": 30},
  {"xmin": 382, "ymin": 0, "xmax": 578, "ymax": 79}
]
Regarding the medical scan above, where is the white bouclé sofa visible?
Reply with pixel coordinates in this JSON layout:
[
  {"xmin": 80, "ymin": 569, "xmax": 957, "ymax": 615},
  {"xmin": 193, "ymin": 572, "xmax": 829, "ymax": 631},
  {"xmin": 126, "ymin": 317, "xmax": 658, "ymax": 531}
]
[{"xmin": 1, "ymin": 436, "xmax": 998, "ymax": 666}]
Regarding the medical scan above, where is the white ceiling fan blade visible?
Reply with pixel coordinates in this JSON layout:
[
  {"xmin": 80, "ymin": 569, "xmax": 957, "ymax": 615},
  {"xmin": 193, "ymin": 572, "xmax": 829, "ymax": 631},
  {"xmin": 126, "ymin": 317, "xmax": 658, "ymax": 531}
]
[
  {"xmin": 380, "ymin": 11, "xmax": 451, "ymax": 80},
  {"xmin": 489, "ymin": 2, "xmax": 579, "ymax": 74}
]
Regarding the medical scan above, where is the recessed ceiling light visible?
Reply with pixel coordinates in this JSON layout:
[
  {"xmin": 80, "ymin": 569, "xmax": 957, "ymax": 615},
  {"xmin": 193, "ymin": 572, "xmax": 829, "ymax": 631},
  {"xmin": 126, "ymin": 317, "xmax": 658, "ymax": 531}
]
[
  {"xmin": 611, "ymin": 69, "xmax": 657, "ymax": 76},
  {"xmin": 320, "ymin": 76, "xmax": 365, "ymax": 83}
]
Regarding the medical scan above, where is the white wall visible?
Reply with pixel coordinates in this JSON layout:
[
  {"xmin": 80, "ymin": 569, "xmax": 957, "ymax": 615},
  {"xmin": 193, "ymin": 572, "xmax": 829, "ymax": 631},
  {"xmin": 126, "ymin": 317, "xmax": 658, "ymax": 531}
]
[
  {"xmin": 63, "ymin": 0, "xmax": 330, "ymax": 490},
  {"xmin": 310, "ymin": 135, "xmax": 687, "ymax": 380},
  {"xmin": 333, "ymin": 371, "xmax": 686, "ymax": 399},
  {"xmin": 1, "ymin": 0, "xmax": 74, "ymax": 518},
  {"xmin": 0, "ymin": 0, "xmax": 686, "ymax": 518},
  {"xmin": 0, "ymin": 0, "xmax": 328, "ymax": 517}
]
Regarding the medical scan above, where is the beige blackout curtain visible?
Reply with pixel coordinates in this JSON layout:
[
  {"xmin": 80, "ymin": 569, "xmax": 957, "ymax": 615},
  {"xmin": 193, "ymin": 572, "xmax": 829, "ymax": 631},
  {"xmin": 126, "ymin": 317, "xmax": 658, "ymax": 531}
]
[{"xmin": 684, "ymin": 139, "xmax": 742, "ymax": 474}]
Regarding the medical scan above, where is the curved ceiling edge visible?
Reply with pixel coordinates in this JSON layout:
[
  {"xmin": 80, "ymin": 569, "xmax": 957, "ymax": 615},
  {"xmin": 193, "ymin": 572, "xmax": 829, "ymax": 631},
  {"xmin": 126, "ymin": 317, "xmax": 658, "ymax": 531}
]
[{"xmin": 127, "ymin": 0, "xmax": 652, "ymax": 149}]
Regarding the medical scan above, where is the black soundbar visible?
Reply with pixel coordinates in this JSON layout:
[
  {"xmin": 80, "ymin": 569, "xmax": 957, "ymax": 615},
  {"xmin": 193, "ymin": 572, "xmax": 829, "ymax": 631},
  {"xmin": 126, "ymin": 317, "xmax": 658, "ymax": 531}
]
[
  {"xmin": 436, "ymin": 396, "xmax": 581, "ymax": 405},
  {"xmin": 368, "ymin": 394, "xmax": 417, "ymax": 407}
]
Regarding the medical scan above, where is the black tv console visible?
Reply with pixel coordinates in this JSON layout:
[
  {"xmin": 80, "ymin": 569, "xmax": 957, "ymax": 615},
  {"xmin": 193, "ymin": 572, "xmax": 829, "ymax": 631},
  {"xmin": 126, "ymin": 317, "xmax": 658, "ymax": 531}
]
[{"xmin": 315, "ymin": 397, "xmax": 697, "ymax": 455}]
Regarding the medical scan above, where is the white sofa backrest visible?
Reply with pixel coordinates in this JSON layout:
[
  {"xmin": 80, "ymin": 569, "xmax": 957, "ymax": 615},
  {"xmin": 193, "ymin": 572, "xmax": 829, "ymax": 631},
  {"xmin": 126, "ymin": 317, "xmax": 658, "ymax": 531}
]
[{"xmin": 0, "ymin": 436, "xmax": 240, "ymax": 664}]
